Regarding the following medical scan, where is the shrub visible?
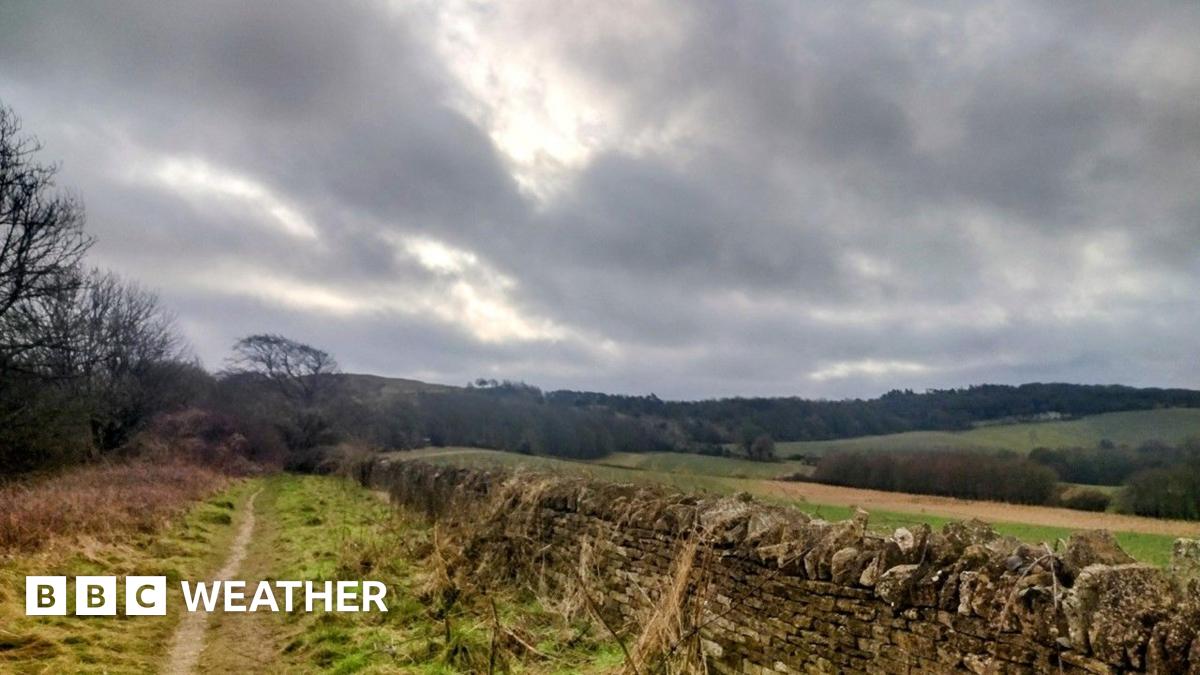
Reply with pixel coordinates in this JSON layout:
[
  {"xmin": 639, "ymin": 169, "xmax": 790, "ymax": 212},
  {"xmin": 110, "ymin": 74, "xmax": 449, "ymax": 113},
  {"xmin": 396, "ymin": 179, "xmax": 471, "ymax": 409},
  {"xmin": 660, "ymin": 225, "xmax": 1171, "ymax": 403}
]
[
  {"xmin": 748, "ymin": 434, "xmax": 777, "ymax": 462},
  {"xmin": 123, "ymin": 408, "xmax": 282, "ymax": 472},
  {"xmin": 1057, "ymin": 487, "xmax": 1112, "ymax": 512},
  {"xmin": 1118, "ymin": 466, "xmax": 1200, "ymax": 520}
]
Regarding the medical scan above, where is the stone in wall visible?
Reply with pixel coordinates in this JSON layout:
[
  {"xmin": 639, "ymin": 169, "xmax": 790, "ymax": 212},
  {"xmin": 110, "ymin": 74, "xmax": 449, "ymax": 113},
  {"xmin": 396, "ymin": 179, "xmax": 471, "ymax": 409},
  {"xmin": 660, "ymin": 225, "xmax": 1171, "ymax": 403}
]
[{"xmin": 1172, "ymin": 538, "xmax": 1200, "ymax": 583}]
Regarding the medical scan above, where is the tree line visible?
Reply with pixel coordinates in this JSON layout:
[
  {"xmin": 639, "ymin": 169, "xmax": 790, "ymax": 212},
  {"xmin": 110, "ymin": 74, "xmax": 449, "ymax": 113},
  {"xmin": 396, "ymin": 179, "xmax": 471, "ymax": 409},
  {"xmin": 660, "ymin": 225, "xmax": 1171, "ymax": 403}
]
[
  {"xmin": 1029, "ymin": 439, "xmax": 1200, "ymax": 520},
  {"xmin": 809, "ymin": 450, "xmax": 1059, "ymax": 505},
  {"xmin": 804, "ymin": 439, "xmax": 1200, "ymax": 520},
  {"xmin": 1028, "ymin": 440, "xmax": 1191, "ymax": 486},
  {"xmin": 548, "ymin": 383, "xmax": 1200, "ymax": 446}
]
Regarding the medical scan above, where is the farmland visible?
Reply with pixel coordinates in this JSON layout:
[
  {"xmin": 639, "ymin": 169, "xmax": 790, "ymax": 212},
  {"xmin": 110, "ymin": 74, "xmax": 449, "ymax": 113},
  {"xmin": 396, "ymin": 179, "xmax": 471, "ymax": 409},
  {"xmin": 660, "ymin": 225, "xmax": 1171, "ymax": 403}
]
[{"xmin": 400, "ymin": 447, "xmax": 1199, "ymax": 566}]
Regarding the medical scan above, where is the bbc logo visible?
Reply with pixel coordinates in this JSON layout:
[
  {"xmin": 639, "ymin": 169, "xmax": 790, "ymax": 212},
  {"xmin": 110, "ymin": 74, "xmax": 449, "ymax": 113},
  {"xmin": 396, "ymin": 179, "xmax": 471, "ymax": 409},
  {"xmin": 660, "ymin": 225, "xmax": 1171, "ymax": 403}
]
[{"xmin": 26, "ymin": 576, "xmax": 167, "ymax": 616}]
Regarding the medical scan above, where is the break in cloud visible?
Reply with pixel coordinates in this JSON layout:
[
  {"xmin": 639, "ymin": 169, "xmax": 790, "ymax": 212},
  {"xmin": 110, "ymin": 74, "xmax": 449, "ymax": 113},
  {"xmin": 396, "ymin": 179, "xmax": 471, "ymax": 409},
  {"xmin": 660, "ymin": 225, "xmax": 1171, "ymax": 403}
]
[{"xmin": 0, "ymin": 0, "xmax": 1197, "ymax": 399}]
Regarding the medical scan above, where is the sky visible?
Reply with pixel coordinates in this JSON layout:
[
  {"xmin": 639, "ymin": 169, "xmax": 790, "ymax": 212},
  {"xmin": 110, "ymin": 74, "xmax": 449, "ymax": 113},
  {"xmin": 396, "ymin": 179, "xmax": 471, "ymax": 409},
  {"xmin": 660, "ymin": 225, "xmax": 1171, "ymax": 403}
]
[{"xmin": 1, "ymin": 1, "xmax": 1197, "ymax": 400}]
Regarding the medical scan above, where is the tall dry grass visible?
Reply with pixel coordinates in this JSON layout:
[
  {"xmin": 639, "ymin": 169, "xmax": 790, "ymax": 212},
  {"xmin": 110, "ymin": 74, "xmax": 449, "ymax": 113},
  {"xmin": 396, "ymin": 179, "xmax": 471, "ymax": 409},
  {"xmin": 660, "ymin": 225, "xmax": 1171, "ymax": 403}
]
[
  {"xmin": 0, "ymin": 407, "xmax": 278, "ymax": 552},
  {"xmin": 0, "ymin": 403, "xmax": 274, "ymax": 552},
  {"xmin": 0, "ymin": 460, "xmax": 228, "ymax": 551}
]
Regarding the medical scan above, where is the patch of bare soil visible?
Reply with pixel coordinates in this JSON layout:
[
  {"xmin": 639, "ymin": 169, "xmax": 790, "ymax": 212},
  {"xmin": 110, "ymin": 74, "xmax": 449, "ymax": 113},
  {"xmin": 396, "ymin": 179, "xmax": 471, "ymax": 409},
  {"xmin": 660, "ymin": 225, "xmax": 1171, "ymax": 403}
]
[{"xmin": 764, "ymin": 480, "xmax": 1200, "ymax": 537}]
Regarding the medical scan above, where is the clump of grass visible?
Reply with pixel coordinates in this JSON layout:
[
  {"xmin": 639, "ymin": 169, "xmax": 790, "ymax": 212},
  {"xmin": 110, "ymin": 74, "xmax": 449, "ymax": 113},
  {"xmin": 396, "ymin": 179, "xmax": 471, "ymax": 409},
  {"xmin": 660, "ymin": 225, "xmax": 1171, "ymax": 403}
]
[
  {"xmin": 0, "ymin": 460, "xmax": 228, "ymax": 551},
  {"xmin": 200, "ymin": 510, "xmax": 233, "ymax": 525},
  {"xmin": 626, "ymin": 537, "xmax": 711, "ymax": 673}
]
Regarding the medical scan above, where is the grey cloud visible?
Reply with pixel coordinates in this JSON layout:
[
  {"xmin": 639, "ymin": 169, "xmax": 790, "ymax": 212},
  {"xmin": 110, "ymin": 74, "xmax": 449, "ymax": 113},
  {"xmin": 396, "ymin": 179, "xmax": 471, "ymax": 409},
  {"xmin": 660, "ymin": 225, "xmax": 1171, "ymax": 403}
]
[{"xmin": 0, "ymin": 0, "xmax": 1197, "ymax": 398}]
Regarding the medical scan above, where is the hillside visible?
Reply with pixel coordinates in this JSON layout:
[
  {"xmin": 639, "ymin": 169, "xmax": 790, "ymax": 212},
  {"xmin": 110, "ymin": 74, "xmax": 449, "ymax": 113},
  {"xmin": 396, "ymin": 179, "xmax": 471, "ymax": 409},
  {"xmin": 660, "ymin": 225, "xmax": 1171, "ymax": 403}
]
[
  {"xmin": 321, "ymin": 377, "xmax": 1200, "ymax": 461},
  {"xmin": 336, "ymin": 372, "xmax": 455, "ymax": 399},
  {"xmin": 777, "ymin": 407, "xmax": 1200, "ymax": 457}
]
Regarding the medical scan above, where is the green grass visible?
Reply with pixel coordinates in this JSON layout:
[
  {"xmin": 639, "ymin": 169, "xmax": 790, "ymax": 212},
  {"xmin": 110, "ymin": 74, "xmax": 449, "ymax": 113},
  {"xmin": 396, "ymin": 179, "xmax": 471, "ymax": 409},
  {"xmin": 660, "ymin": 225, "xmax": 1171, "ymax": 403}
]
[
  {"xmin": 405, "ymin": 447, "xmax": 750, "ymax": 495},
  {"xmin": 399, "ymin": 447, "xmax": 1181, "ymax": 566},
  {"xmin": 1063, "ymin": 483, "xmax": 1122, "ymax": 496},
  {"xmin": 255, "ymin": 474, "xmax": 623, "ymax": 674},
  {"xmin": 595, "ymin": 451, "xmax": 811, "ymax": 479},
  {"xmin": 772, "ymin": 504, "xmax": 1173, "ymax": 566},
  {"xmin": 776, "ymin": 407, "xmax": 1200, "ymax": 457}
]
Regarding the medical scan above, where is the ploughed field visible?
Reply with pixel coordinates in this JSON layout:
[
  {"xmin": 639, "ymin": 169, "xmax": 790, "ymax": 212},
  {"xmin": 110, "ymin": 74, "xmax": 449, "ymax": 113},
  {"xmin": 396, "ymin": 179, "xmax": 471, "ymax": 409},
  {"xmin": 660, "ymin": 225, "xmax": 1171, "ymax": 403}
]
[{"xmin": 400, "ymin": 446, "xmax": 1200, "ymax": 566}]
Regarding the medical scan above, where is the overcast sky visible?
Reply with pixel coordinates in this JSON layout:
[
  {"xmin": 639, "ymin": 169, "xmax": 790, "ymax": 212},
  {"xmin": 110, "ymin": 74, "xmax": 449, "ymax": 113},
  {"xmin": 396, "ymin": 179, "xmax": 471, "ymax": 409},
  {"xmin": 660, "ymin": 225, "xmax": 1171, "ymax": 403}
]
[{"xmin": 1, "ymin": 1, "xmax": 1197, "ymax": 399}]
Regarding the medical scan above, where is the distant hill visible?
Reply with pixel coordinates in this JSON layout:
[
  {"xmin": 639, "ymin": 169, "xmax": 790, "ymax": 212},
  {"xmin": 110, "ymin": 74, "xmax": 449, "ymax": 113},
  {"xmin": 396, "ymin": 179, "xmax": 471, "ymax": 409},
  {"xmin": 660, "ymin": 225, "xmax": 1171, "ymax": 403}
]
[
  {"xmin": 546, "ymin": 382, "xmax": 1200, "ymax": 444},
  {"xmin": 776, "ymin": 408, "xmax": 1200, "ymax": 458},
  {"xmin": 336, "ymin": 373, "xmax": 456, "ymax": 400},
  {"xmin": 326, "ymin": 377, "xmax": 1200, "ymax": 459}
]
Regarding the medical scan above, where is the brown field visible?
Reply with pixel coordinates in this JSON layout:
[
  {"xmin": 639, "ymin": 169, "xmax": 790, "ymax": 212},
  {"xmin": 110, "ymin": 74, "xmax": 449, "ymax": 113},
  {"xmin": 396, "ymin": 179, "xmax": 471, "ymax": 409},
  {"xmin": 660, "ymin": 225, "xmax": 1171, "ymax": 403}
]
[{"xmin": 761, "ymin": 479, "xmax": 1200, "ymax": 538}]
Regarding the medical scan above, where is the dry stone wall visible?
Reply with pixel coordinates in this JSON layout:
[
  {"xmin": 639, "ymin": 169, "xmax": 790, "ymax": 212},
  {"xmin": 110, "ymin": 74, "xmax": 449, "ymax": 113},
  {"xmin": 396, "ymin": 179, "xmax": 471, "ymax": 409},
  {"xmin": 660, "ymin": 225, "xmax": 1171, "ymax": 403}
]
[{"xmin": 364, "ymin": 458, "xmax": 1200, "ymax": 674}]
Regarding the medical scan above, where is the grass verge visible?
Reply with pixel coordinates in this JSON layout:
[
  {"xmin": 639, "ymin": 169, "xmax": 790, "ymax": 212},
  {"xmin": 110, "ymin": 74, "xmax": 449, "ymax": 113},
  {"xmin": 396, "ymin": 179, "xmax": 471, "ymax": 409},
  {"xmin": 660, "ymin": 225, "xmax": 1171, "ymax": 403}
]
[{"xmin": 233, "ymin": 474, "xmax": 624, "ymax": 674}]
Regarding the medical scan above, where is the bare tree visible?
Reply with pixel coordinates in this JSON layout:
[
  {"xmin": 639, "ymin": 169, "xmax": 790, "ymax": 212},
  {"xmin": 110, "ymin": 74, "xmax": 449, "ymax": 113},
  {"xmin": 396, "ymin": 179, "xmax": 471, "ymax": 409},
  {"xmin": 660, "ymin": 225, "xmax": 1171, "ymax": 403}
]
[
  {"xmin": 227, "ymin": 333, "xmax": 339, "ymax": 406},
  {"xmin": 6, "ymin": 269, "xmax": 196, "ymax": 451},
  {"xmin": 0, "ymin": 104, "xmax": 205, "ymax": 469},
  {"xmin": 76, "ymin": 272, "xmax": 195, "ymax": 448},
  {"xmin": 32, "ymin": 271, "xmax": 183, "ymax": 377},
  {"xmin": 0, "ymin": 104, "xmax": 92, "ymax": 376}
]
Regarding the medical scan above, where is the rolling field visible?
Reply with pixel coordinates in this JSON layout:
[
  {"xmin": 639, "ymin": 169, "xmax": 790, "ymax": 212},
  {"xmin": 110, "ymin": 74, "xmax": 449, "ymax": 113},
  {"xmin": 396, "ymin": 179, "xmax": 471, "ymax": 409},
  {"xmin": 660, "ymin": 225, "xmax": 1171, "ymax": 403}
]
[
  {"xmin": 596, "ymin": 451, "xmax": 812, "ymax": 479},
  {"xmin": 399, "ymin": 447, "xmax": 1199, "ymax": 566},
  {"xmin": 777, "ymin": 407, "xmax": 1200, "ymax": 457}
]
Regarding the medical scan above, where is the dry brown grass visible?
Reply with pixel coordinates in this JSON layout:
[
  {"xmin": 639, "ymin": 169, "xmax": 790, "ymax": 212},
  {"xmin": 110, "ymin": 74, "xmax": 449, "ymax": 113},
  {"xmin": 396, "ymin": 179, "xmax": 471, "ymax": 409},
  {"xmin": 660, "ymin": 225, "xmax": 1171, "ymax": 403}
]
[
  {"xmin": 0, "ymin": 408, "xmax": 278, "ymax": 552},
  {"xmin": 626, "ymin": 537, "xmax": 710, "ymax": 674},
  {"xmin": 0, "ymin": 459, "xmax": 229, "ymax": 551}
]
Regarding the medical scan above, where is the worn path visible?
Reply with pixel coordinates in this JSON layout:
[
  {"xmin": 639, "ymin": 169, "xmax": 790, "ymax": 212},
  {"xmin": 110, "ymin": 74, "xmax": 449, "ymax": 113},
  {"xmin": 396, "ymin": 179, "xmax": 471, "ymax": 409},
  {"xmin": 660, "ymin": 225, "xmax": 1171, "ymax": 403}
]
[{"xmin": 163, "ymin": 490, "xmax": 260, "ymax": 675}]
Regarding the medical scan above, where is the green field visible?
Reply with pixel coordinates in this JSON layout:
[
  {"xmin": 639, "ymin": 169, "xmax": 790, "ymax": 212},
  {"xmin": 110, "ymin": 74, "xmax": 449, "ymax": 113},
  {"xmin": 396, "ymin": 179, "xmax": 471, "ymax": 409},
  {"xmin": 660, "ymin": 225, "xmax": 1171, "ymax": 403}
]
[
  {"xmin": 399, "ymin": 448, "xmax": 1184, "ymax": 566},
  {"xmin": 403, "ymin": 447, "xmax": 749, "ymax": 495},
  {"xmin": 776, "ymin": 407, "xmax": 1200, "ymax": 457},
  {"xmin": 596, "ymin": 451, "xmax": 812, "ymax": 478}
]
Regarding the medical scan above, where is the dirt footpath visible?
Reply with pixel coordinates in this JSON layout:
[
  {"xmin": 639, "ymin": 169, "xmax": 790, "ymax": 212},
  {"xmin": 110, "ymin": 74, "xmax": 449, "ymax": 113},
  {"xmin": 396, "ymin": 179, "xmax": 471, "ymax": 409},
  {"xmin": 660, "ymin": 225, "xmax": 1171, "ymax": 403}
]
[{"xmin": 163, "ymin": 490, "xmax": 262, "ymax": 674}]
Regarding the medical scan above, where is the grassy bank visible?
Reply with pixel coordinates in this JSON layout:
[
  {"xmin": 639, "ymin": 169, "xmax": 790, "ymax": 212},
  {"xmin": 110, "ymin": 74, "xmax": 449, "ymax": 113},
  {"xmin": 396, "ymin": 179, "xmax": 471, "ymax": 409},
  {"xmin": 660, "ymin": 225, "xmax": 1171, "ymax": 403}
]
[
  {"xmin": 204, "ymin": 474, "xmax": 623, "ymax": 673},
  {"xmin": 0, "ymin": 460, "xmax": 232, "ymax": 551},
  {"xmin": 0, "ymin": 479, "xmax": 258, "ymax": 672}
]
